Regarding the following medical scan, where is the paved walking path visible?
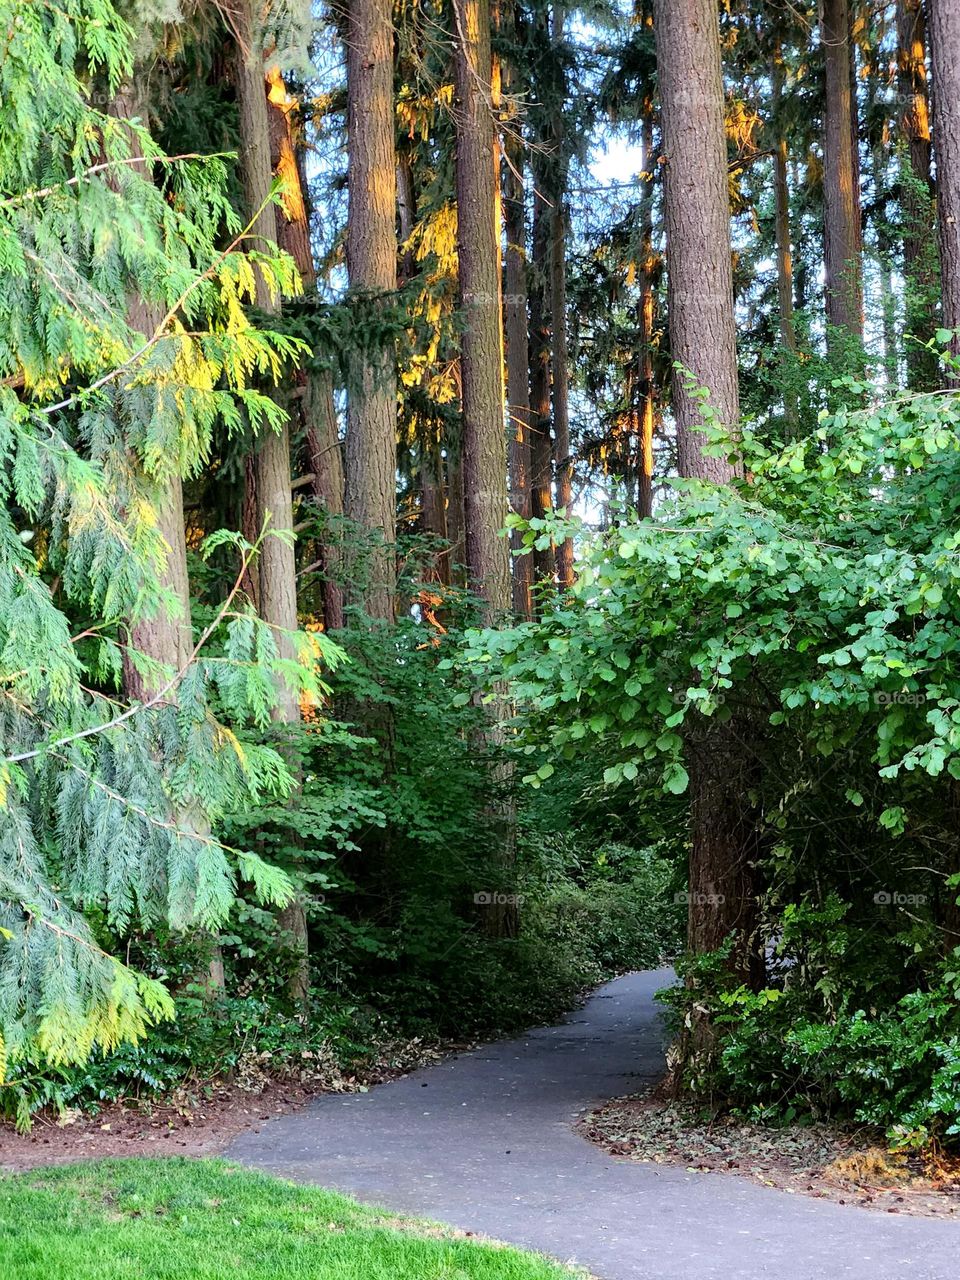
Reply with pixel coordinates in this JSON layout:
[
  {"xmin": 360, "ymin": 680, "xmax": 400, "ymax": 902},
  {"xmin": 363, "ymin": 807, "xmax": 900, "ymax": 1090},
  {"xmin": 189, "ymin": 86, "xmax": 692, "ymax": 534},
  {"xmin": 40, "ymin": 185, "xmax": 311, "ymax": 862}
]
[{"xmin": 230, "ymin": 969, "xmax": 959, "ymax": 1278}]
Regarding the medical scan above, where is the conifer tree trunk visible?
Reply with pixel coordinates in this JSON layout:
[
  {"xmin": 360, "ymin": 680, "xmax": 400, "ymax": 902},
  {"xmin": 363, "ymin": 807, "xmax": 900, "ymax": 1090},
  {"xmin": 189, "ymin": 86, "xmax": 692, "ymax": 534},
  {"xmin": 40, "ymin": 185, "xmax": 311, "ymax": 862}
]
[
  {"xmin": 929, "ymin": 0, "xmax": 960, "ymax": 362},
  {"xmin": 346, "ymin": 0, "xmax": 398, "ymax": 621},
  {"xmin": 771, "ymin": 49, "xmax": 797, "ymax": 358},
  {"xmin": 305, "ymin": 371, "xmax": 346, "ymax": 631},
  {"xmin": 446, "ymin": 449, "xmax": 466, "ymax": 575},
  {"xmin": 453, "ymin": 0, "xmax": 511, "ymax": 623},
  {"xmin": 265, "ymin": 70, "xmax": 345, "ymax": 632},
  {"xmin": 453, "ymin": 0, "xmax": 516, "ymax": 939},
  {"xmin": 771, "ymin": 47, "xmax": 798, "ymax": 429},
  {"xmin": 549, "ymin": 7, "xmax": 574, "ymax": 590},
  {"xmin": 637, "ymin": 108, "xmax": 658, "ymax": 519},
  {"xmin": 654, "ymin": 0, "xmax": 758, "ymax": 995},
  {"xmin": 821, "ymin": 0, "xmax": 863, "ymax": 343},
  {"xmin": 896, "ymin": 0, "xmax": 937, "ymax": 387},
  {"xmin": 235, "ymin": 0, "xmax": 308, "ymax": 1006},
  {"xmin": 109, "ymin": 80, "xmax": 225, "ymax": 993},
  {"xmin": 896, "ymin": 0, "xmax": 933, "ymax": 245},
  {"xmin": 528, "ymin": 149, "xmax": 556, "ymax": 595},
  {"xmin": 654, "ymin": 0, "xmax": 740, "ymax": 471},
  {"xmin": 502, "ymin": 40, "xmax": 534, "ymax": 620},
  {"xmin": 773, "ymin": 139, "xmax": 795, "ymax": 353}
]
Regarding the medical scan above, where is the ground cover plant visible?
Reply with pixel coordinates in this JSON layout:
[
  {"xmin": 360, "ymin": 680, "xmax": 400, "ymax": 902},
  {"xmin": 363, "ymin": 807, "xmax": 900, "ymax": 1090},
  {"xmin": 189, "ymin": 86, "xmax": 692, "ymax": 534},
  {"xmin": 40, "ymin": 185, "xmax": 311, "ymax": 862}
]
[{"xmin": 0, "ymin": 1158, "xmax": 582, "ymax": 1279}]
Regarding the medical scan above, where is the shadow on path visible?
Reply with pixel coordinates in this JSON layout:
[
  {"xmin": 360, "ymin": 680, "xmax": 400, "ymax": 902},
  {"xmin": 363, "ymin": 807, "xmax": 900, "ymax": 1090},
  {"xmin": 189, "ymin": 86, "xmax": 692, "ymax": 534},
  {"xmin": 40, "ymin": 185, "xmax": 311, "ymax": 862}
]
[{"xmin": 229, "ymin": 969, "xmax": 959, "ymax": 1279}]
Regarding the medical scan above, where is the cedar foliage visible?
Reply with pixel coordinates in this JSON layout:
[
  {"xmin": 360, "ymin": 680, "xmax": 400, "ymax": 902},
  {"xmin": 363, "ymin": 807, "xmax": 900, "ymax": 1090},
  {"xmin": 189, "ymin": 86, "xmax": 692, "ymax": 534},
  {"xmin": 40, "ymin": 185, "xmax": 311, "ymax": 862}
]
[{"xmin": 0, "ymin": 0, "xmax": 337, "ymax": 1071}]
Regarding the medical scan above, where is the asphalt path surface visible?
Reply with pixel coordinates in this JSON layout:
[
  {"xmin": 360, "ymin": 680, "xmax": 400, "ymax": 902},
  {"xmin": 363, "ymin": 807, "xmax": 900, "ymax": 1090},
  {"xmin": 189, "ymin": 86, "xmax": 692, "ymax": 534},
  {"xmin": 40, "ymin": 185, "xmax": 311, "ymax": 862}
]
[{"xmin": 230, "ymin": 969, "xmax": 960, "ymax": 1278}]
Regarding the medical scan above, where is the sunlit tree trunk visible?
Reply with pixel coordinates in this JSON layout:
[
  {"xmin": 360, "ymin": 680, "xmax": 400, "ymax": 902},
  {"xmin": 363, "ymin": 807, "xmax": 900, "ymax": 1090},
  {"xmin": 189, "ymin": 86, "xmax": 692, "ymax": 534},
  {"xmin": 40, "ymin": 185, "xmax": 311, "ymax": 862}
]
[
  {"xmin": 929, "ymin": 0, "xmax": 960, "ymax": 365},
  {"xmin": 266, "ymin": 69, "xmax": 345, "ymax": 632},
  {"xmin": 502, "ymin": 33, "xmax": 534, "ymax": 620},
  {"xmin": 346, "ymin": 0, "xmax": 398, "ymax": 620},
  {"xmin": 637, "ymin": 107, "xmax": 659, "ymax": 518},
  {"xmin": 235, "ymin": 0, "xmax": 307, "ymax": 1006},
  {"xmin": 452, "ymin": 0, "xmax": 516, "ymax": 939},
  {"xmin": 771, "ymin": 57, "xmax": 799, "ymax": 430},
  {"xmin": 821, "ymin": 0, "xmax": 863, "ymax": 344},
  {"xmin": 896, "ymin": 0, "xmax": 933, "ymax": 230},
  {"xmin": 529, "ymin": 148, "xmax": 556, "ymax": 597},
  {"xmin": 453, "ymin": 0, "xmax": 511, "ymax": 622},
  {"xmin": 896, "ymin": 0, "xmax": 937, "ymax": 387}
]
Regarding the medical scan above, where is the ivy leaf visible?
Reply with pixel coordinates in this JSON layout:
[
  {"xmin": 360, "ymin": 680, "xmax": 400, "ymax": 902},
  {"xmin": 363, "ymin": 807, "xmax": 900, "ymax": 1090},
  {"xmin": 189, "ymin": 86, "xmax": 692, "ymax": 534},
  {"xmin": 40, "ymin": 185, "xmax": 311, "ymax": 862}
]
[{"xmin": 663, "ymin": 762, "xmax": 689, "ymax": 795}]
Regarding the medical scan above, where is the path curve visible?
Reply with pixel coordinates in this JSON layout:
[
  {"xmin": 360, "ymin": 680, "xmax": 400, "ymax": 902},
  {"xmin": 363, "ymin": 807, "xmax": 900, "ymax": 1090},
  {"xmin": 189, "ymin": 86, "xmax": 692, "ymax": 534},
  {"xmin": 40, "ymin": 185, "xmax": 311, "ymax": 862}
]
[{"xmin": 230, "ymin": 969, "xmax": 959, "ymax": 1279}]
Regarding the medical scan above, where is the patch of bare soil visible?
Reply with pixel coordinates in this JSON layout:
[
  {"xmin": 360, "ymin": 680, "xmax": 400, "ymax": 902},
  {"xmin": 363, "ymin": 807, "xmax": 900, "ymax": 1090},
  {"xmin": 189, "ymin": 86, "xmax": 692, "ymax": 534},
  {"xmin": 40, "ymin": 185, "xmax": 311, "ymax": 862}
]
[
  {"xmin": 578, "ymin": 1089, "xmax": 960, "ymax": 1220},
  {"xmin": 0, "ymin": 1037, "xmax": 456, "ymax": 1174}
]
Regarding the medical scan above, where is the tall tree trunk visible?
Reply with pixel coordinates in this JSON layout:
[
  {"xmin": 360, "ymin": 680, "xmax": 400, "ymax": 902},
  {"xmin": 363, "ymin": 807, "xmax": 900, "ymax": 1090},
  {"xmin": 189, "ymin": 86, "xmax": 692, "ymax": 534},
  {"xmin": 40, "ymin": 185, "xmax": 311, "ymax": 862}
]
[
  {"xmin": 529, "ymin": 149, "xmax": 556, "ymax": 596},
  {"xmin": 445, "ymin": 447, "xmax": 465, "ymax": 578},
  {"xmin": 896, "ymin": 0, "xmax": 937, "ymax": 388},
  {"xmin": 550, "ymin": 189, "xmax": 574, "ymax": 586},
  {"xmin": 265, "ymin": 69, "xmax": 345, "ymax": 632},
  {"xmin": 305, "ymin": 371, "xmax": 346, "ymax": 631},
  {"xmin": 549, "ymin": 6, "xmax": 574, "ymax": 590},
  {"xmin": 771, "ymin": 46, "xmax": 797, "ymax": 363},
  {"xmin": 346, "ymin": 0, "xmax": 398, "ymax": 620},
  {"xmin": 453, "ymin": 0, "xmax": 511, "ymax": 623},
  {"xmin": 420, "ymin": 443, "xmax": 449, "ymax": 567},
  {"xmin": 235, "ymin": 1, "xmax": 307, "ymax": 1006},
  {"xmin": 502, "ymin": 42, "xmax": 534, "ymax": 620},
  {"xmin": 929, "ymin": 0, "xmax": 960, "ymax": 365},
  {"xmin": 653, "ymin": 0, "xmax": 758, "ymax": 998},
  {"xmin": 637, "ymin": 107, "xmax": 659, "ymax": 519},
  {"xmin": 654, "ymin": 0, "xmax": 740, "ymax": 472},
  {"xmin": 772, "ymin": 106, "xmax": 799, "ymax": 429},
  {"xmin": 397, "ymin": 149, "xmax": 418, "ymax": 285},
  {"xmin": 896, "ymin": 0, "xmax": 933, "ymax": 228},
  {"xmin": 821, "ymin": 0, "xmax": 864, "ymax": 344},
  {"xmin": 110, "ymin": 80, "xmax": 224, "ymax": 993},
  {"xmin": 453, "ymin": 0, "xmax": 516, "ymax": 940}
]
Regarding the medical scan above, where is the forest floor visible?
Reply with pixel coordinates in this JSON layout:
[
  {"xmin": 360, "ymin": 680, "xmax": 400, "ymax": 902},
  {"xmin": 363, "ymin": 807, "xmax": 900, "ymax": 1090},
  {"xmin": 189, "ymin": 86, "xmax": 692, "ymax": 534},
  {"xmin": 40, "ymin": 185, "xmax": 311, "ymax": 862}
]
[{"xmin": 580, "ymin": 1089, "xmax": 960, "ymax": 1220}]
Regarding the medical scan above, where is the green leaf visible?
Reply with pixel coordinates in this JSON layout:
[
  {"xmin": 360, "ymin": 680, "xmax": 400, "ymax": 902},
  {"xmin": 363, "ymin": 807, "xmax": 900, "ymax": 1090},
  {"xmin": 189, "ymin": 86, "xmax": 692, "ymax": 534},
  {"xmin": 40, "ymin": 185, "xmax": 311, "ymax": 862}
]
[{"xmin": 663, "ymin": 762, "xmax": 689, "ymax": 795}]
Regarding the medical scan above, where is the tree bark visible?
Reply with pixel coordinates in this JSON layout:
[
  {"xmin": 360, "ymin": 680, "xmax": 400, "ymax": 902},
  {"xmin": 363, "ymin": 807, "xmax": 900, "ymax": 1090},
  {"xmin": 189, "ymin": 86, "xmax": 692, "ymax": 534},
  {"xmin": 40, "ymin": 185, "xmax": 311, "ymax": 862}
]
[
  {"xmin": 653, "ymin": 0, "xmax": 758, "ymax": 998},
  {"xmin": 929, "ymin": 0, "xmax": 960, "ymax": 363},
  {"xmin": 549, "ymin": 6, "xmax": 574, "ymax": 590},
  {"xmin": 453, "ymin": 0, "xmax": 511, "ymax": 624},
  {"xmin": 502, "ymin": 43, "xmax": 534, "ymax": 620},
  {"xmin": 528, "ymin": 149, "xmax": 556, "ymax": 595},
  {"xmin": 305, "ymin": 371, "xmax": 346, "ymax": 631},
  {"xmin": 346, "ymin": 0, "xmax": 398, "ymax": 620},
  {"xmin": 771, "ymin": 49, "xmax": 797, "ymax": 358},
  {"xmin": 637, "ymin": 108, "xmax": 659, "ymax": 519},
  {"xmin": 235, "ymin": 1, "xmax": 307, "ymax": 1006},
  {"xmin": 896, "ymin": 0, "xmax": 937, "ymax": 388},
  {"xmin": 109, "ymin": 80, "xmax": 224, "ymax": 994},
  {"xmin": 654, "ymin": 0, "xmax": 740, "ymax": 475},
  {"xmin": 265, "ymin": 69, "xmax": 345, "ymax": 632},
  {"xmin": 821, "ymin": 0, "xmax": 863, "ymax": 344},
  {"xmin": 770, "ymin": 45, "xmax": 799, "ymax": 431}
]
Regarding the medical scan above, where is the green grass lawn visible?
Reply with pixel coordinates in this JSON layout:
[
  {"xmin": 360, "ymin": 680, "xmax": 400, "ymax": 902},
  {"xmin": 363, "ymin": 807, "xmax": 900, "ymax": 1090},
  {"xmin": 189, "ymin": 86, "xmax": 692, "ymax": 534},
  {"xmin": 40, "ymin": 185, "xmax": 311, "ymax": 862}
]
[{"xmin": 0, "ymin": 1157, "xmax": 580, "ymax": 1279}]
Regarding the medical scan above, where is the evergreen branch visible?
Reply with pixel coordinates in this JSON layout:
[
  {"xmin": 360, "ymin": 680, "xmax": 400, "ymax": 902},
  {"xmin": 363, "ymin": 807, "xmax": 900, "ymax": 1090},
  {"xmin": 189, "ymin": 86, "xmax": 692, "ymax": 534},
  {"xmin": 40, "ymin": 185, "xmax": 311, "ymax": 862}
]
[
  {"xmin": 3, "ymin": 534, "xmax": 260, "ymax": 766},
  {"xmin": 50, "ymin": 752, "xmax": 266, "ymax": 866},
  {"xmin": 38, "ymin": 190, "xmax": 286, "ymax": 418},
  {"xmin": 0, "ymin": 153, "xmax": 226, "ymax": 210}
]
